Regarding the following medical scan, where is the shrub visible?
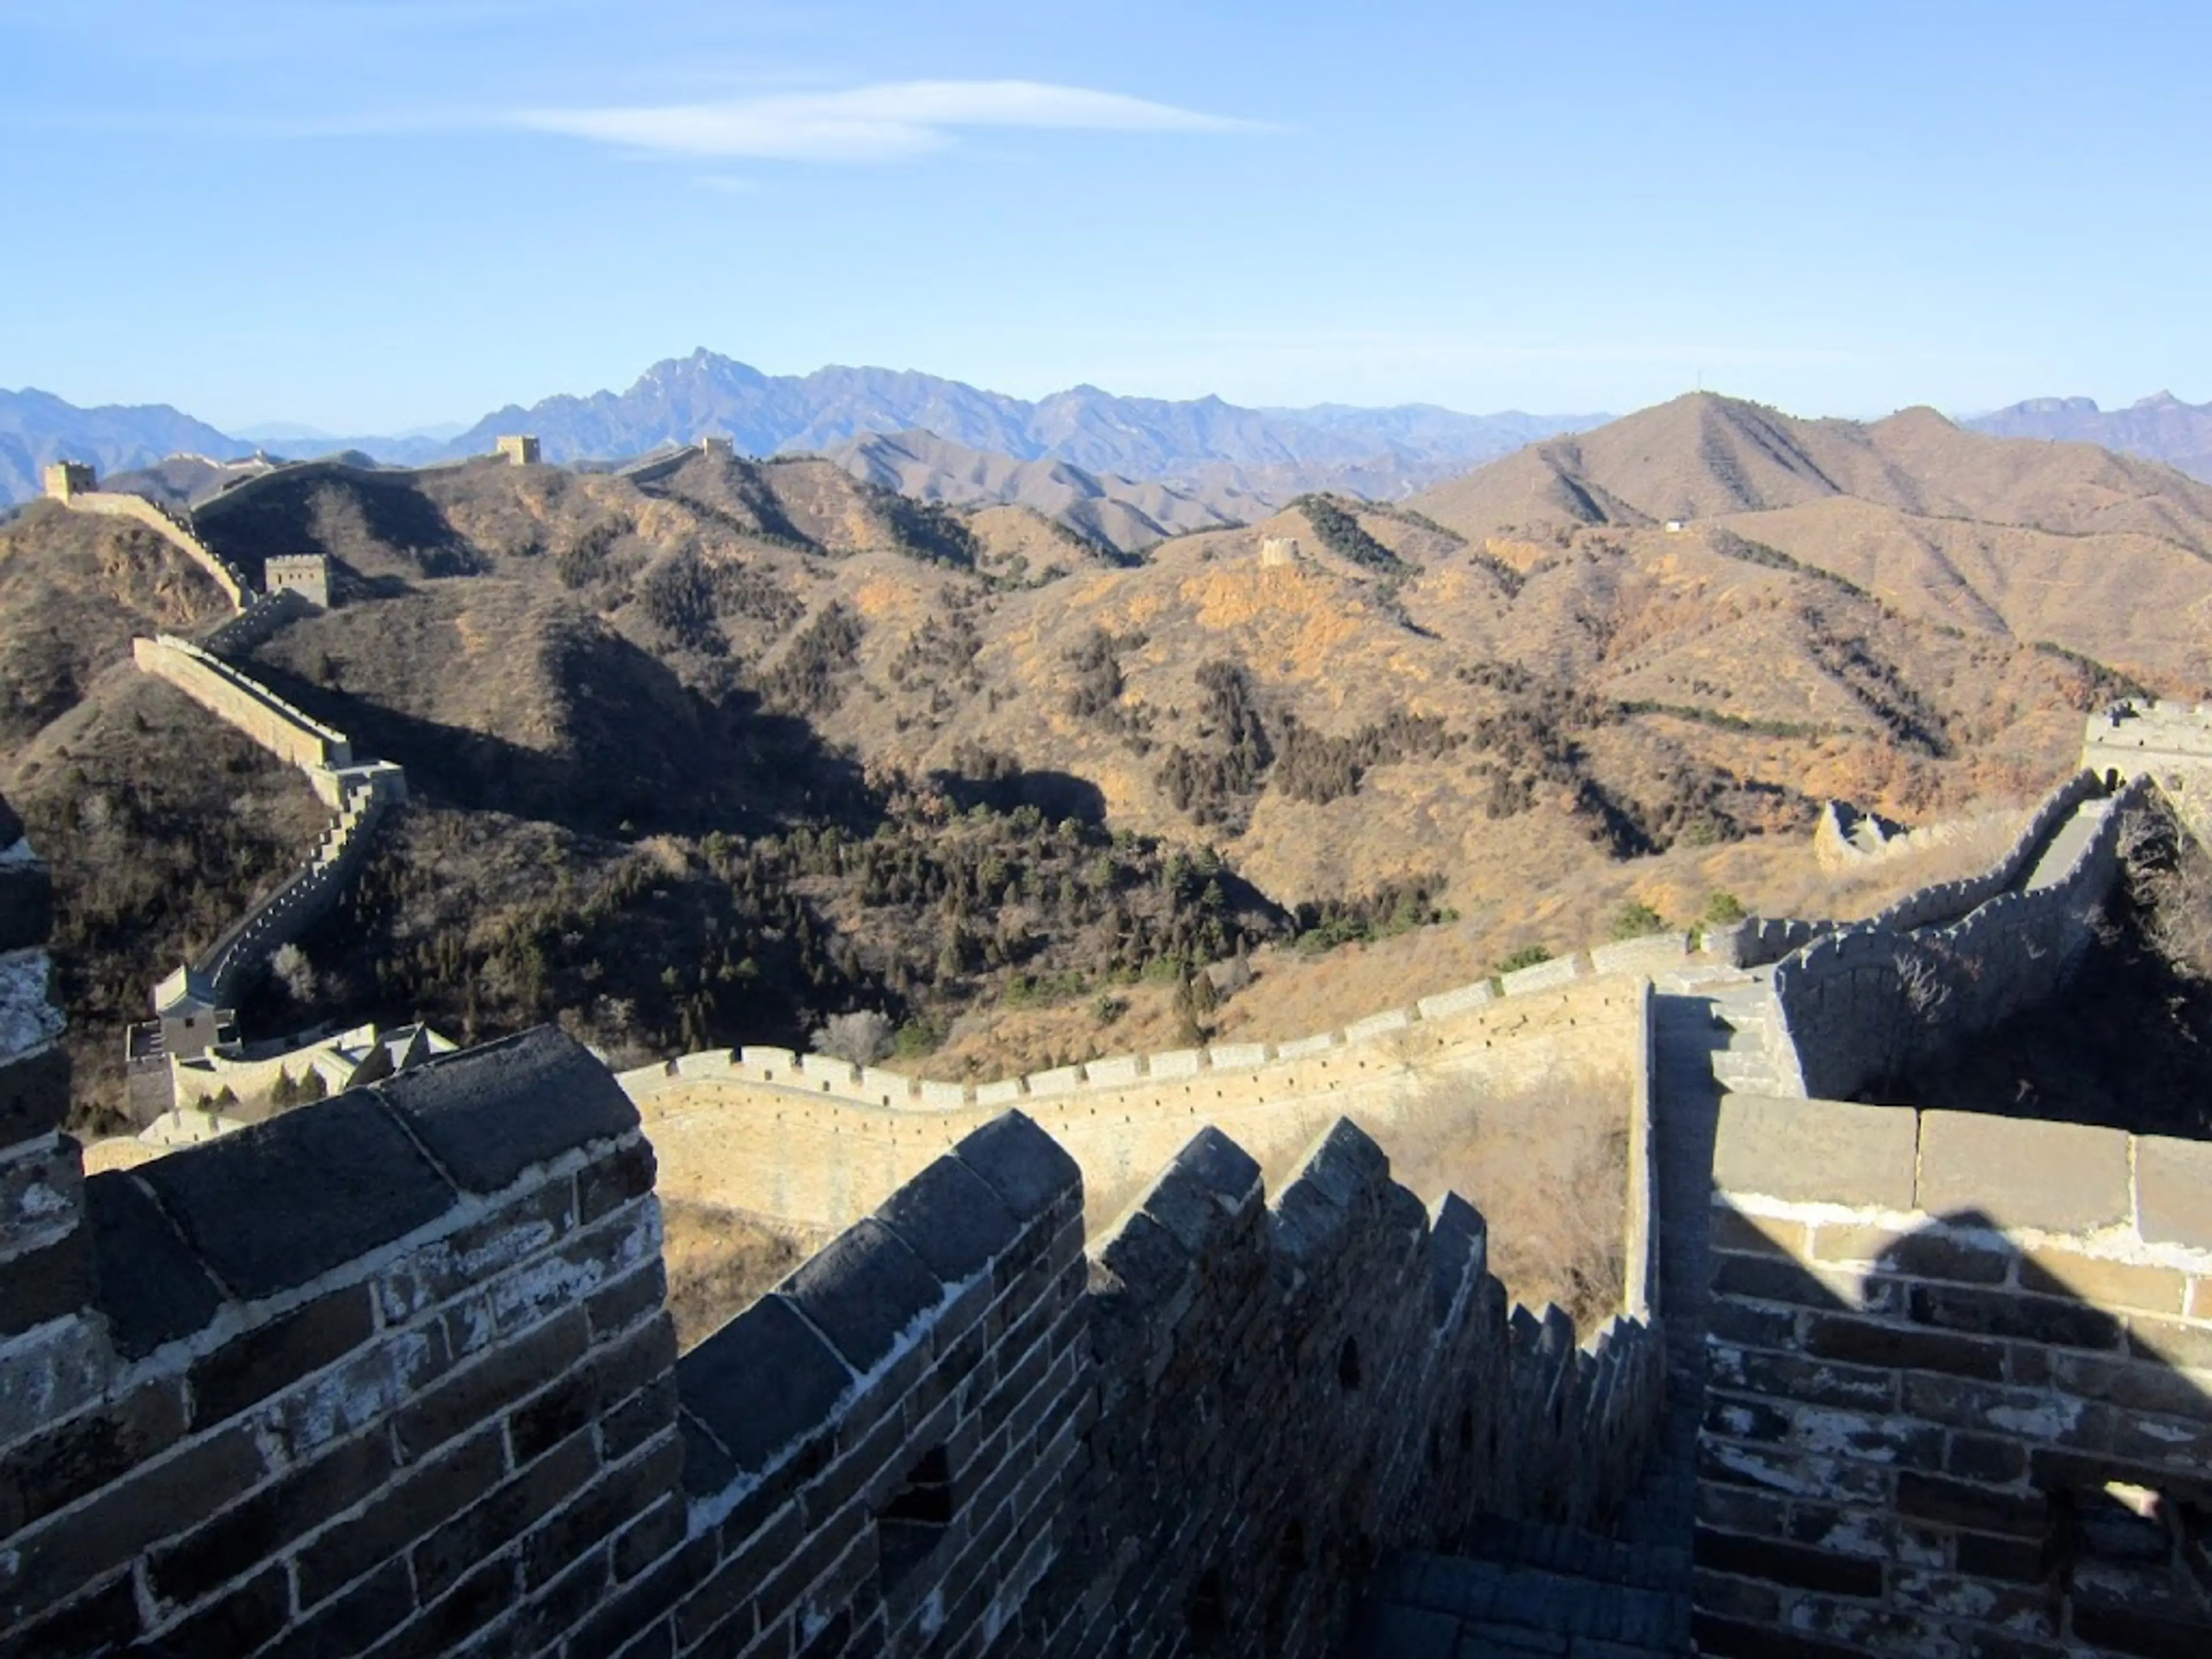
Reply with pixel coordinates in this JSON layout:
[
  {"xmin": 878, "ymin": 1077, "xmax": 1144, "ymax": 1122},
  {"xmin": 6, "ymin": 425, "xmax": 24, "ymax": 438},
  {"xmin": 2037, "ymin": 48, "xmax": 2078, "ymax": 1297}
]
[
  {"xmin": 1608, "ymin": 902, "xmax": 1666, "ymax": 941},
  {"xmin": 1496, "ymin": 944, "xmax": 1553, "ymax": 974},
  {"xmin": 1703, "ymin": 891, "xmax": 1748, "ymax": 925}
]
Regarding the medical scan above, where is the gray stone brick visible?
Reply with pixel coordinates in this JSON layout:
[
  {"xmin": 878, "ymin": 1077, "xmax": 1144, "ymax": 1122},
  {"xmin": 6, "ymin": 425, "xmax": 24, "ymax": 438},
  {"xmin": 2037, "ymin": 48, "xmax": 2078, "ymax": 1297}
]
[{"xmin": 377, "ymin": 1026, "xmax": 637, "ymax": 1195}]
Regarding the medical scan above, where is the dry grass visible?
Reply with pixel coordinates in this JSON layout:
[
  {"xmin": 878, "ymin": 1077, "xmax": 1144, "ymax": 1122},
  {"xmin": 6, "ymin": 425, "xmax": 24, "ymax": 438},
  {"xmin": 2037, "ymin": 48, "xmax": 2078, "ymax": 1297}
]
[
  {"xmin": 1364, "ymin": 1074, "xmax": 1633, "ymax": 1334},
  {"xmin": 658, "ymin": 1198, "xmax": 830, "ymax": 1353},
  {"xmin": 1737, "ymin": 803, "xmax": 2031, "ymax": 923}
]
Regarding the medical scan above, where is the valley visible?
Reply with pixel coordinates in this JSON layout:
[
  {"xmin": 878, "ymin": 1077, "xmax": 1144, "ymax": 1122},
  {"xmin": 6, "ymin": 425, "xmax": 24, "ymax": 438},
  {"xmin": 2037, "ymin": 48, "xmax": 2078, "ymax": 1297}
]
[{"xmin": 8, "ymin": 391, "xmax": 2210, "ymax": 1131}]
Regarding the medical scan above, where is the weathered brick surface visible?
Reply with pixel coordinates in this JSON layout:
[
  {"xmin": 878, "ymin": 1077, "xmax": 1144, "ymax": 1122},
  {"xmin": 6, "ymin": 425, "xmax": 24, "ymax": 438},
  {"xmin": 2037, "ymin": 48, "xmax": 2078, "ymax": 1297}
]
[
  {"xmin": 0, "ymin": 938, "xmax": 1658, "ymax": 1659},
  {"xmin": 1699, "ymin": 1173, "xmax": 2212, "ymax": 1657}
]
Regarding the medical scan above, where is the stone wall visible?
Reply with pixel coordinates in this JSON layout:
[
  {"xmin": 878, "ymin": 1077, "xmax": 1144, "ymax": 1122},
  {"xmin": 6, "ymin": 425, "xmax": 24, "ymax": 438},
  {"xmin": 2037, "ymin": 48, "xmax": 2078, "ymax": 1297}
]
[
  {"xmin": 2086, "ymin": 696, "xmax": 2212, "ymax": 850},
  {"xmin": 630, "ymin": 969, "xmax": 1647, "ymax": 1234},
  {"xmin": 132, "ymin": 634, "xmax": 354, "ymax": 775},
  {"xmin": 1695, "ymin": 1092, "xmax": 2212, "ymax": 1658},
  {"xmin": 183, "ymin": 769, "xmax": 402, "ymax": 1022},
  {"xmin": 60, "ymin": 491, "xmax": 249, "ymax": 609},
  {"xmin": 197, "ymin": 589, "xmax": 317, "ymax": 660},
  {"xmin": 128, "ymin": 633, "xmax": 406, "ymax": 1052},
  {"xmin": 0, "ymin": 788, "xmax": 1666, "ymax": 1654},
  {"xmin": 1769, "ymin": 775, "xmax": 2143, "ymax": 1101}
]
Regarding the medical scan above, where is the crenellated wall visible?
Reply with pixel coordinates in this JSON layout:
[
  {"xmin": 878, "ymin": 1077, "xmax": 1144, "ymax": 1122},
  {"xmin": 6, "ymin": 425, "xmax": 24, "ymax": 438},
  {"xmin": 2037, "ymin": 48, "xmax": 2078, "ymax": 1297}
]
[
  {"xmin": 127, "ymin": 634, "xmax": 406, "ymax": 1051},
  {"xmin": 629, "ymin": 967, "xmax": 1647, "ymax": 1234},
  {"xmin": 1695, "ymin": 1093, "xmax": 2212, "ymax": 1657},
  {"xmin": 0, "ymin": 785, "xmax": 1668, "ymax": 1656},
  {"xmin": 1768, "ymin": 774, "xmax": 2144, "ymax": 1101},
  {"xmin": 56, "ymin": 490, "xmax": 250, "ymax": 609},
  {"xmin": 132, "ymin": 634, "xmax": 354, "ymax": 777}
]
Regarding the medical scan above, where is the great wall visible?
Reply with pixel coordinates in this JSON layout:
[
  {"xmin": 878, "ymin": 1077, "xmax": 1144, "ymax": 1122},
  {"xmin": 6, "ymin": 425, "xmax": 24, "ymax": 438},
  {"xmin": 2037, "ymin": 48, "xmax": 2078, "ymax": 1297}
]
[
  {"xmin": 40, "ymin": 461, "xmax": 412, "ymax": 1121},
  {"xmin": 5, "ymin": 446, "xmax": 2212, "ymax": 1654}
]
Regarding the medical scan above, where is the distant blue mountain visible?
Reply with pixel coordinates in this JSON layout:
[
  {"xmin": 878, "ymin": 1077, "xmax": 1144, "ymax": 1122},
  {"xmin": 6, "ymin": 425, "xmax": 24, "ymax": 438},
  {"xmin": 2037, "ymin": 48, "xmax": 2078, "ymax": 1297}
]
[
  {"xmin": 2, "ymin": 357, "xmax": 1608, "ymax": 505},
  {"xmin": 0, "ymin": 388, "xmax": 241, "ymax": 505},
  {"xmin": 446, "ymin": 349, "xmax": 1607, "ymax": 483}
]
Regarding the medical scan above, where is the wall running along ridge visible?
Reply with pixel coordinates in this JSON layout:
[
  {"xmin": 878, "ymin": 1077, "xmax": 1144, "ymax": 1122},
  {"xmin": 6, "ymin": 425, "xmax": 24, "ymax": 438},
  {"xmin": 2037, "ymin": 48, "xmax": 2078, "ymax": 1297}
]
[
  {"xmin": 1766, "ymin": 771, "xmax": 2143, "ymax": 1101},
  {"xmin": 0, "ymin": 796, "xmax": 1667, "ymax": 1656},
  {"xmin": 1695, "ymin": 1093, "xmax": 2212, "ymax": 1657},
  {"xmin": 628, "ymin": 955, "xmax": 1652, "ymax": 1236},
  {"xmin": 130, "ymin": 634, "xmax": 405, "ymax": 1022},
  {"xmin": 58, "ymin": 491, "xmax": 249, "ymax": 610},
  {"xmin": 2086, "ymin": 696, "xmax": 2212, "ymax": 850}
]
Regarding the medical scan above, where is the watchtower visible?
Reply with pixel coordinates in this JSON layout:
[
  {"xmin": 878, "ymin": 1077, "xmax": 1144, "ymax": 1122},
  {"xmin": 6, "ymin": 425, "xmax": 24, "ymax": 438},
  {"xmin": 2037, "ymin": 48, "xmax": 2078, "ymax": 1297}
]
[
  {"xmin": 701, "ymin": 435, "xmax": 733, "ymax": 459},
  {"xmin": 2084, "ymin": 697, "xmax": 2212, "ymax": 849},
  {"xmin": 264, "ymin": 553, "xmax": 333, "ymax": 608},
  {"xmin": 495, "ymin": 434, "xmax": 540, "ymax": 467},
  {"xmin": 1259, "ymin": 536, "xmax": 1299, "ymax": 567},
  {"xmin": 43, "ymin": 460, "xmax": 94, "ymax": 501}
]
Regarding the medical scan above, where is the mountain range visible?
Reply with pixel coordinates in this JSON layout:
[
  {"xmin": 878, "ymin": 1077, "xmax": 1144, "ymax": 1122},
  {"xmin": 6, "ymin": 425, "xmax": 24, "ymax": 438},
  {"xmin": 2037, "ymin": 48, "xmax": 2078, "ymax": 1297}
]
[
  {"xmin": 15, "ymin": 384, "xmax": 2212, "ymax": 1115},
  {"xmin": 0, "ymin": 354, "xmax": 1601, "ymax": 513},
  {"xmin": 1963, "ymin": 391, "xmax": 2212, "ymax": 483}
]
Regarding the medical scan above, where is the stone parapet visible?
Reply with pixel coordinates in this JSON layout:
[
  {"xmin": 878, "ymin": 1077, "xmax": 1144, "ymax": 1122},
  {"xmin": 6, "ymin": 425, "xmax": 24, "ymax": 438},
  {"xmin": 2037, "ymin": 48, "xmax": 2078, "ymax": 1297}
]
[
  {"xmin": 632, "ymin": 973, "xmax": 1647, "ymax": 1234},
  {"xmin": 1769, "ymin": 775, "xmax": 2145, "ymax": 1100},
  {"xmin": 1699, "ymin": 1094, "xmax": 2212, "ymax": 1657}
]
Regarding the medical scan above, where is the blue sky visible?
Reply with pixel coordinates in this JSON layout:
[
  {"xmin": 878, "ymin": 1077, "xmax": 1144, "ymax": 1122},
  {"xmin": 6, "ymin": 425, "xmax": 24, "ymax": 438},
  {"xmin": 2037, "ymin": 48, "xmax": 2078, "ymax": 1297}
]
[{"xmin": 3, "ymin": 0, "xmax": 2205, "ymax": 432}]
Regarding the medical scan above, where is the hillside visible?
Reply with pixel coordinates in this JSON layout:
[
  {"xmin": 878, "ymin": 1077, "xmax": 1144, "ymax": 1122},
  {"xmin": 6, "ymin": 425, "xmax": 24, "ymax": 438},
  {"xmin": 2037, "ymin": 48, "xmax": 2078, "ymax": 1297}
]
[
  {"xmin": 1968, "ymin": 391, "xmax": 2212, "ymax": 482},
  {"xmin": 1411, "ymin": 392, "xmax": 2212, "ymax": 690},
  {"xmin": 7, "ymin": 399, "xmax": 2200, "ymax": 1120},
  {"xmin": 823, "ymin": 428, "xmax": 1240, "ymax": 552}
]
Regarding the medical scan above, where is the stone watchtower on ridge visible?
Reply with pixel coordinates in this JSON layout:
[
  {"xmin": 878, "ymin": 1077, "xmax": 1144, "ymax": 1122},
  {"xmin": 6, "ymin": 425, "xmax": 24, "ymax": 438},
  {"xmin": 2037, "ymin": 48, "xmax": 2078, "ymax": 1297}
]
[
  {"xmin": 2084, "ymin": 697, "xmax": 2212, "ymax": 847},
  {"xmin": 263, "ymin": 554, "xmax": 332, "ymax": 609},
  {"xmin": 494, "ymin": 434, "xmax": 540, "ymax": 466},
  {"xmin": 43, "ymin": 461, "xmax": 94, "ymax": 501}
]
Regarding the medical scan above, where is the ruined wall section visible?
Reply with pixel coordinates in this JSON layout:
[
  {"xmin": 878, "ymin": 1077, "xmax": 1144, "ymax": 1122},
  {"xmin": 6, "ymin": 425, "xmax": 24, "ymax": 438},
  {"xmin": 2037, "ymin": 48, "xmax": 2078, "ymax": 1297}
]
[
  {"xmin": 630, "ymin": 970, "xmax": 1647, "ymax": 1233},
  {"xmin": 1695, "ymin": 1093, "xmax": 2212, "ymax": 1658},
  {"xmin": 1769, "ymin": 776, "xmax": 2144, "ymax": 1101}
]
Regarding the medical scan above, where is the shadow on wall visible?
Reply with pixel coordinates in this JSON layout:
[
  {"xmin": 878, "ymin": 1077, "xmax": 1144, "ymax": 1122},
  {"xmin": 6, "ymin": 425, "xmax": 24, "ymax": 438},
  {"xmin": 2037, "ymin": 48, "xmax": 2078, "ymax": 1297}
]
[{"xmin": 1696, "ymin": 1199, "xmax": 2212, "ymax": 1658}]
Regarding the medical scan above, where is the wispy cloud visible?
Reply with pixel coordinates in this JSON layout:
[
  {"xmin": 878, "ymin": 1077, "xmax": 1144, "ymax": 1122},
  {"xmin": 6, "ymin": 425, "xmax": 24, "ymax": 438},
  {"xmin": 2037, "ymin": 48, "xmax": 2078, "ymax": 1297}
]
[{"xmin": 512, "ymin": 79, "xmax": 1270, "ymax": 163}]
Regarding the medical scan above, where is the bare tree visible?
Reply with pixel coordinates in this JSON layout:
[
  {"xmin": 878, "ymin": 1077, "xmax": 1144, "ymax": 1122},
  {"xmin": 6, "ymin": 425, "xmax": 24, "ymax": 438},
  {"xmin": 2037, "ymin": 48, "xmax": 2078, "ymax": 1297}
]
[{"xmin": 811, "ymin": 1009, "xmax": 896, "ymax": 1066}]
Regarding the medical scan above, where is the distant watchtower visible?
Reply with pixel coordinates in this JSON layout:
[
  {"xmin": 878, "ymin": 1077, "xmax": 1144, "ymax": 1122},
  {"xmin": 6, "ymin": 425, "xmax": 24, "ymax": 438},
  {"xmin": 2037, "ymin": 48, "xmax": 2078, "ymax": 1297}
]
[
  {"xmin": 265, "ymin": 554, "xmax": 333, "ymax": 609},
  {"xmin": 1259, "ymin": 536, "xmax": 1299, "ymax": 567},
  {"xmin": 495, "ymin": 434, "xmax": 540, "ymax": 467},
  {"xmin": 43, "ymin": 461, "xmax": 95, "ymax": 501},
  {"xmin": 701, "ymin": 435, "xmax": 733, "ymax": 459}
]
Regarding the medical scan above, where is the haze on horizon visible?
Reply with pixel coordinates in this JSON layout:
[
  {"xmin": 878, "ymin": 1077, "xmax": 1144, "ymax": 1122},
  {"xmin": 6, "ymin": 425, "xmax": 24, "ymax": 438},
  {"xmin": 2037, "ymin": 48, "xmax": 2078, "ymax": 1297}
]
[{"xmin": 3, "ymin": 0, "xmax": 2205, "ymax": 434}]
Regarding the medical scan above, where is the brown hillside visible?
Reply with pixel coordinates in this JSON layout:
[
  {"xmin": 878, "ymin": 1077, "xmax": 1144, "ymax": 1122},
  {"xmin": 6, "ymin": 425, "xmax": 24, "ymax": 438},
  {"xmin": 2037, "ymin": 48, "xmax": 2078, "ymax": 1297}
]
[
  {"xmin": 1412, "ymin": 393, "xmax": 2212, "ymax": 688},
  {"xmin": 6, "ymin": 401, "xmax": 2190, "ymax": 1118}
]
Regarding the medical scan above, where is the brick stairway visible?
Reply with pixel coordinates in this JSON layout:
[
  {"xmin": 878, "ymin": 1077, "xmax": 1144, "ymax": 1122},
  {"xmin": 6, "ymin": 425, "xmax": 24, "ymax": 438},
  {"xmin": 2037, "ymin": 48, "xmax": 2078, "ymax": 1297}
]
[{"xmin": 1344, "ymin": 971, "xmax": 1775, "ymax": 1656}]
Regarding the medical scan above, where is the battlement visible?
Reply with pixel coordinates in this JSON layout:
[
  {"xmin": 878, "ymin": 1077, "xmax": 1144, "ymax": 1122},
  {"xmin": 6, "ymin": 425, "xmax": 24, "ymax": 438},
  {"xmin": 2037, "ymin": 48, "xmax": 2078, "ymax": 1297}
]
[
  {"xmin": 495, "ymin": 433, "xmax": 540, "ymax": 466},
  {"xmin": 0, "ymin": 784, "xmax": 1666, "ymax": 1655},
  {"xmin": 630, "ymin": 949, "xmax": 1659, "ymax": 1235},
  {"xmin": 1770, "ymin": 771, "xmax": 2145, "ymax": 1099},
  {"xmin": 262, "ymin": 554, "xmax": 331, "ymax": 609}
]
